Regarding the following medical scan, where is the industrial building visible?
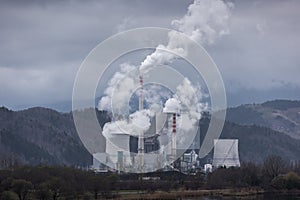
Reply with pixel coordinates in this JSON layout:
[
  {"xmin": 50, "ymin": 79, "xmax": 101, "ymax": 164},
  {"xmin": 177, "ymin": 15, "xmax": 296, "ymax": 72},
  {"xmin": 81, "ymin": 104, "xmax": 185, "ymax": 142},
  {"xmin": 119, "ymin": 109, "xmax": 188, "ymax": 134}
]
[
  {"xmin": 91, "ymin": 75, "xmax": 183, "ymax": 173},
  {"xmin": 91, "ymin": 75, "xmax": 240, "ymax": 173}
]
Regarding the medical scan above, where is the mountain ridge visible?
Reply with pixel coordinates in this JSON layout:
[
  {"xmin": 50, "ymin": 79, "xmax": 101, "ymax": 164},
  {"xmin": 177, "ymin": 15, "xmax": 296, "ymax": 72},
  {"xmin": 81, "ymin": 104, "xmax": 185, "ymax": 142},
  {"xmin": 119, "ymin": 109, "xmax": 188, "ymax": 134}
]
[
  {"xmin": 0, "ymin": 106, "xmax": 92, "ymax": 166},
  {"xmin": 225, "ymin": 99, "xmax": 300, "ymax": 139},
  {"xmin": 0, "ymin": 99, "xmax": 299, "ymax": 167}
]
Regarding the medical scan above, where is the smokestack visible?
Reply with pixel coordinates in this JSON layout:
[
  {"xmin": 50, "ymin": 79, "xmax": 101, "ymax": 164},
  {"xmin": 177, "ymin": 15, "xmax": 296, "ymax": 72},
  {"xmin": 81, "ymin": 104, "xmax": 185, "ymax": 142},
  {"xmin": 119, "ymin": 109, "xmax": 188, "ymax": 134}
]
[
  {"xmin": 137, "ymin": 131, "xmax": 144, "ymax": 170},
  {"xmin": 137, "ymin": 74, "xmax": 144, "ymax": 170},
  {"xmin": 172, "ymin": 113, "xmax": 177, "ymax": 159},
  {"xmin": 163, "ymin": 98, "xmax": 181, "ymax": 164}
]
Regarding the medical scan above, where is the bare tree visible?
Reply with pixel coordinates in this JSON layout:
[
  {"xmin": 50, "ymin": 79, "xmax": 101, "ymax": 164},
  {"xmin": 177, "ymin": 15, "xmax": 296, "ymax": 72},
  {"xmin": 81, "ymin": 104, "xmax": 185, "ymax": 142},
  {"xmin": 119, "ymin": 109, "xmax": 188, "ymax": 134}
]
[
  {"xmin": 263, "ymin": 155, "xmax": 285, "ymax": 179},
  {"xmin": 12, "ymin": 179, "xmax": 32, "ymax": 200}
]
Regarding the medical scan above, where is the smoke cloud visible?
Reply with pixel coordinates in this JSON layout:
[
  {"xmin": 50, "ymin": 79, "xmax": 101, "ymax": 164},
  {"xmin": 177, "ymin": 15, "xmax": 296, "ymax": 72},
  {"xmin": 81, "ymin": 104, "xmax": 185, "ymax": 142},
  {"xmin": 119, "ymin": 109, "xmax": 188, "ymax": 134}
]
[
  {"xmin": 172, "ymin": 0, "xmax": 233, "ymax": 45},
  {"xmin": 99, "ymin": 0, "xmax": 233, "ymax": 147},
  {"xmin": 175, "ymin": 78, "xmax": 206, "ymax": 132},
  {"xmin": 140, "ymin": 0, "xmax": 233, "ymax": 74},
  {"xmin": 163, "ymin": 98, "xmax": 181, "ymax": 114},
  {"xmin": 99, "ymin": 0, "xmax": 233, "ymax": 112},
  {"xmin": 98, "ymin": 63, "xmax": 138, "ymax": 113},
  {"xmin": 103, "ymin": 109, "xmax": 152, "ymax": 138}
]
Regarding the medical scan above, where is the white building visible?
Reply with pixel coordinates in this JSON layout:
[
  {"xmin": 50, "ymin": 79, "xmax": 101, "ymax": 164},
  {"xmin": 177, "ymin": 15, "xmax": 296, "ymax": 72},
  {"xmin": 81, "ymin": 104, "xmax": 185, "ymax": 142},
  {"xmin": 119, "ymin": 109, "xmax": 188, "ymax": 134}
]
[{"xmin": 204, "ymin": 163, "xmax": 213, "ymax": 173}]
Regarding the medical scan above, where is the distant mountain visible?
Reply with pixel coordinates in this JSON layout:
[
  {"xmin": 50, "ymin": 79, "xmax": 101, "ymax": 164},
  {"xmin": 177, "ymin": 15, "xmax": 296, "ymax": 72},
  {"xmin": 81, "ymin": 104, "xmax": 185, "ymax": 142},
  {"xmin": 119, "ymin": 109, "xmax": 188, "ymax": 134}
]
[
  {"xmin": 26, "ymin": 84, "xmax": 173, "ymax": 113},
  {"xmin": 225, "ymin": 100, "xmax": 300, "ymax": 139},
  {"xmin": 1, "ymin": 100, "xmax": 300, "ymax": 167},
  {"xmin": 0, "ymin": 107, "xmax": 110, "ymax": 167}
]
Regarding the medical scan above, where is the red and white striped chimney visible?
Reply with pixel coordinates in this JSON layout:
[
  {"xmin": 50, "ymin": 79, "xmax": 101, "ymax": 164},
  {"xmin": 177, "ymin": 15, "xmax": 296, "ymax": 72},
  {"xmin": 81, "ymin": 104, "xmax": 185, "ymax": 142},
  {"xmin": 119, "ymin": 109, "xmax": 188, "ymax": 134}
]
[{"xmin": 171, "ymin": 113, "xmax": 177, "ymax": 159}]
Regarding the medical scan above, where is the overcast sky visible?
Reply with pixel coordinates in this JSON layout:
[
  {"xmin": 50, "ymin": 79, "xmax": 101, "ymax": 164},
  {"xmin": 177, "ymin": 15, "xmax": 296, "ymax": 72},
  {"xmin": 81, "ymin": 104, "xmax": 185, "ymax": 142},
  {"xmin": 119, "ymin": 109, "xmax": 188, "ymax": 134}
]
[{"xmin": 0, "ymin": 0, "xmax": 299, "ymax": 111}]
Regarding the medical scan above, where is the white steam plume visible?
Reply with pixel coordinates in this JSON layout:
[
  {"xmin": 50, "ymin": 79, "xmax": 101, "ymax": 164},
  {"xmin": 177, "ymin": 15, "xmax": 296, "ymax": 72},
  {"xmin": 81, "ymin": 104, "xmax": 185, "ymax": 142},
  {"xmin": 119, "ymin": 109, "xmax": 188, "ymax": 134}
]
[
  {"xmin": 98, "ymin": 63, "xmax": 138, "ymax": 113},
  {"xmin": 102, "ymin": 109, "xmax": 152, "ymax": 138},
  {"xmin": 163, "ymin": 98, "xmax": 181, "ymax": 114},
  {"xmin": 99, "ymin": 0, "xmax": 232, "ymax": 147},
  {"xmin": 99, "ymin": 0, "xmax": 233, "ymax": 112},
  {"xmin": 175, "ymin": 78, "xmax": 205, "ymax": 131},
  {"xmin": 172, "ymin": 0, "xmax": 233, "ymax": 45},
  {"xmin": 140, "ymin": 31, "xmax": 187, "ymax": 74},
  {"xmin": 161, "ymin": 78, "xmax": 207, "ymax": 149},
  {"xmin": 140, "ymin": 0, "xmax": 233, "ymax": 74}
]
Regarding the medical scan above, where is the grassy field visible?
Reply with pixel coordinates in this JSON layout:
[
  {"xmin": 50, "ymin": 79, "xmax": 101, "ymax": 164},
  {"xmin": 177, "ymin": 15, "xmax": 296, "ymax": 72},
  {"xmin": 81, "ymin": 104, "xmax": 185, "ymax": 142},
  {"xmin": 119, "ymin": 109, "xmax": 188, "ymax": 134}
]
[{"xmin": 111, "ymin": 188, "xmax": 265, "ymax": 200}]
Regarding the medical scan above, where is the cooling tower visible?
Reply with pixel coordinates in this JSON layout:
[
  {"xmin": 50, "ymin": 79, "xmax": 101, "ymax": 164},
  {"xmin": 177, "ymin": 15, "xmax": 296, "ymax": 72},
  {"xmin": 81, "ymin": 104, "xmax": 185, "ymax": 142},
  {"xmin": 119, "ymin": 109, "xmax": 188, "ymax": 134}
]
[
  {"xmin": 105, "ymin": 132, "xmax": 131, "ymax": 167},
  {"xmin": 212, "ymin": 139, "xmax": 240, "ymax": 168},
  {"xmin": 156, "ymin": 112, "xmax": 167, "ymax": 133}
]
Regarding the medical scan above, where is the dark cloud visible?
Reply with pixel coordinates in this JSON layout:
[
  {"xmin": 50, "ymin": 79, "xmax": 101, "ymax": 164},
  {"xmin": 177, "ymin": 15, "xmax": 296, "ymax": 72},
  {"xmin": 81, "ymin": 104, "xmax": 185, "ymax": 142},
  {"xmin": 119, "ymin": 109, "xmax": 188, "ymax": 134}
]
[
  {"xmin": 207, "ymin": 0, "xmax": 300, "ymax": 89},
  {"xmin": 0, "ymin": 0, "xmax": 192, "ymax": 68},
  {"xmin": 0, "ymin": 0, "xmax": 299, "ymax": 110}
]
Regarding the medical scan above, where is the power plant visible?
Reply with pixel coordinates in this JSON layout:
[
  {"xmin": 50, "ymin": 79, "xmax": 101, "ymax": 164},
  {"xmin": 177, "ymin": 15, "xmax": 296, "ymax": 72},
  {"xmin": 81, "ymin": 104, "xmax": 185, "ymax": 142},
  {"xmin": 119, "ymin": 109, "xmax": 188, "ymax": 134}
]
[
  {"xmin": 92, "ymin": 75, "xmax": 240, "ymax": 173},
  {"xmin": 90, "ymin": 0, "xmax": 238, "ymax": 174},
  {"xmin": 93, "ymin": 74, "xmax": 172, "ymax": 172}
]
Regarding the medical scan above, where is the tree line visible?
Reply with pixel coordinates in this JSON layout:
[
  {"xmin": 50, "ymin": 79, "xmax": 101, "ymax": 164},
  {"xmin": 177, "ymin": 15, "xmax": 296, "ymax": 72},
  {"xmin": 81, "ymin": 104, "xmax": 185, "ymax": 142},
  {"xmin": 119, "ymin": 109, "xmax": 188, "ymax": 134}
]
[{"xmin": 0, "ymin": 155, "xmax": 299, "ymax": 200}]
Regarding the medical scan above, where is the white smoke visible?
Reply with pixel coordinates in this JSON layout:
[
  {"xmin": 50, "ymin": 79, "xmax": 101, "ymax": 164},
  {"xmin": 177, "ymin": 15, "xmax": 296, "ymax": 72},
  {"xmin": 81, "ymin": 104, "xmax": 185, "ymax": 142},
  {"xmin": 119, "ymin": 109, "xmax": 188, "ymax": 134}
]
[
  {"xmin": 163, "ymin": 98, "xmax": 181, "ymax": 114},
  {"xmin": 143, "ymin": 84, "xmax": 173, "ymax": 114},
  {"xmin": 175, "ymin": 78, "xmax": 204, "ymax": 132},
  {"xmin": 130, "ymin": 109, "xmax": 151, "ymax": 130},
  {"xmin": 160, "ymin": 79, "xmax": 204, "ymax": 150},
  {"xmin": 160, "ymin": 78, "xmax": 204, "ymax": 134},
  {"xmin": 103, "ymin": 109, "xmax": 151, "ymax": 138},
  {"xmin": 176, "ymin": 78, "xmax": 202, "ymax": 120},
  {"xmin": 140, "ymin": 0, "xmax": 233, "ymax": 74},
  {"xmin": 172, "ymin": 0, "xmax": 233, "ymax": 45},
  {"xmin": 99, "ymin": 0, "xmax": 233, "ymax": 112},
  {"xmin": 98, "ymin": 63, "xmax": 138, "ymax": 113},
  {"xmin": 140, "ymin": 31, "xmax": 187, "ymax": 74},
  {"xmin": 99, "ymin": 0, "xmax": 233, "ymax": 148}
]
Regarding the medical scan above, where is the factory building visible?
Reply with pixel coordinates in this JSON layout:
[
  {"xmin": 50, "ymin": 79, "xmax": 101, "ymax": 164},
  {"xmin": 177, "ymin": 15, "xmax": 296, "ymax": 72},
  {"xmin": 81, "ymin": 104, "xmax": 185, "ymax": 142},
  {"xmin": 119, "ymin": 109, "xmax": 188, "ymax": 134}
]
[{"xmin": 91, "ymin": 75, "xmax": 241, "ymax": 173}]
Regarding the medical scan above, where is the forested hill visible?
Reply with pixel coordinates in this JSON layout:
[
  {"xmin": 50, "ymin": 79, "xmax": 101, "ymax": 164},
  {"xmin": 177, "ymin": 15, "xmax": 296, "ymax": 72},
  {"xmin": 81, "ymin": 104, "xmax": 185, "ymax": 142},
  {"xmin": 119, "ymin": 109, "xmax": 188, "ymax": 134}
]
[
  {"xmin": 199, "ymin": 114, "xmax": 300, "ymax": 164},
  {"xmin": 1, "ymin": 101, "xmax": 300, "ymax": 167},
  {"xmin": 225, "ymin": 100, "xmax": 300, "ymax": 139},
  {"xmin": 0, "ymin": 107, "xmax": 110, "ymax": 167}
]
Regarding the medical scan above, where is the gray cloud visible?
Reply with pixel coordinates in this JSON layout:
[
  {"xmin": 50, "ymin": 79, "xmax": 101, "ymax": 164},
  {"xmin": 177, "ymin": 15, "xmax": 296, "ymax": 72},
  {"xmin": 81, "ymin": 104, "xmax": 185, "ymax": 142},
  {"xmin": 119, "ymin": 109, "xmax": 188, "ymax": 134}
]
[
  {"xmin": 207, "ymin": 0, "xmax": 300, "ymax": 93},
  {"xmin": 0, "ymin": 0, "xmax": 299, "ymax": 109}
]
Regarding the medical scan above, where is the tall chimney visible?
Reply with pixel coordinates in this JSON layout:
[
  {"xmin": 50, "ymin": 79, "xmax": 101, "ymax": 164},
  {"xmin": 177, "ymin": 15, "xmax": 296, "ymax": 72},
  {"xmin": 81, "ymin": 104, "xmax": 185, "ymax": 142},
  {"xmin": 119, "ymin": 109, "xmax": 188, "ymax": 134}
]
[
  {"xmin": 163, "ymin": 98, "xmax": 180, "ymax": 165},
  {"xmin": 171, "ymin": 113, "xmax": 177, "ymax": 160},
  {"xmin": 137, "ymin": 74, "xmax": 144, "ymax": 170}
]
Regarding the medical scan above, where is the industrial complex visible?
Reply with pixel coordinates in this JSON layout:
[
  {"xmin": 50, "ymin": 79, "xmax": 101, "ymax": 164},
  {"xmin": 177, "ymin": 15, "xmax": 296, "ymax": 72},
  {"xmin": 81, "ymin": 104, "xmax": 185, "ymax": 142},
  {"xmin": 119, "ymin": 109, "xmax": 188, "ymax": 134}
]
[{"xmin": 92, "ymin": 75, "xmax": 240, "ymax": 173}]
